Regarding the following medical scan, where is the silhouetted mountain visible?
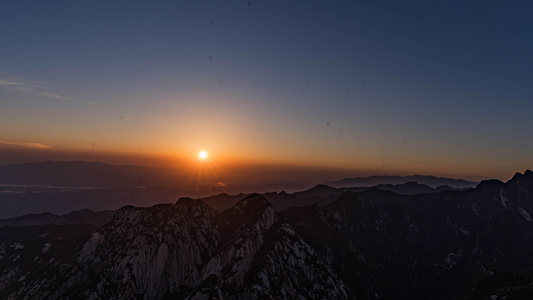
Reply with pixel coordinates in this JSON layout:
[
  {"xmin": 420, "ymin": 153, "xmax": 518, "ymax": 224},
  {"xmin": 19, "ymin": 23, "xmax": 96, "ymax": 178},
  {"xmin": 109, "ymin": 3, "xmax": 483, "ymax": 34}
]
[
  {"xmin": 295, "ymin": 181, "xmax": 458, "ymax": 197},
  {"xmin": 294, "ymin": 184, "xmax": 341, "ymax": 197},
  {"xmin": 0, "ymin": 185, "xmax": 185, "ymax": 219},
  {"xmin": 199, "ymin": 191, "xmax": 336, "ymax": 212},
  {"xmin": 1, "ymin": 170, "xmax": 533, "ymax": 299},
  {"xmin": 328, "ymin": 174, "xmax": 478, "ymax": 189},
  {"xmin": 197, "ymin": 192, "xmax": 249, "ymax": 211},
  {"xmin": 0, "ymin": 161, "xmax": 333, "ymax": 219},
  {"xmin": 284, "ymin": 170, "xmax": 533, "ymax": 298},
  {"xmin": 0, "ymin": 209, "xmax": 114, "ymax": 227},
  {"xmin": 262, "ymin": 190, "xmax": 336, "ymax": 211}
]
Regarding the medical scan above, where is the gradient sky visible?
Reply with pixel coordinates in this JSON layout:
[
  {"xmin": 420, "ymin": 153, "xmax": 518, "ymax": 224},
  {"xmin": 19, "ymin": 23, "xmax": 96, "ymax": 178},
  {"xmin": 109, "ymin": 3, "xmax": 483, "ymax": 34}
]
[{"xmin": 1, "ymin": 1, "xmax": 533, "ymax": 181}]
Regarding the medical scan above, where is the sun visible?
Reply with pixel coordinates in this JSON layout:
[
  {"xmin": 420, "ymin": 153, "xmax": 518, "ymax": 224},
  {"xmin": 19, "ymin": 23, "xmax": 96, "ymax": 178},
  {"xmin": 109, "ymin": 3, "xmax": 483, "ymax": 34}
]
[{"xmin": 198, "ymin": 150, "xmax": 208, "ymax": 160}]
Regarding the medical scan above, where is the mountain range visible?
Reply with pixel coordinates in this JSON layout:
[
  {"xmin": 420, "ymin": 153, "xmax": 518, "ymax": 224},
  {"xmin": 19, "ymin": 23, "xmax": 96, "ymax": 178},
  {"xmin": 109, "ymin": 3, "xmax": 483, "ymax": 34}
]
[
  {"xmin": 1, "ymin": 168, "xmax": 532, "ymax": 299},
  {"xmin": 0, "ymin": 161, "xmax": 478, "ymax": 189},
  {"xmin": 293, "ymin": 181, "xmax": 465, "ymax": 198},
  {"xmin": 0, "ymin": 161, "xmax": 479, "ymax": 219},
  {"xmin": 327, "ymin": 174, "xmax": 478, "ymax": 189}
]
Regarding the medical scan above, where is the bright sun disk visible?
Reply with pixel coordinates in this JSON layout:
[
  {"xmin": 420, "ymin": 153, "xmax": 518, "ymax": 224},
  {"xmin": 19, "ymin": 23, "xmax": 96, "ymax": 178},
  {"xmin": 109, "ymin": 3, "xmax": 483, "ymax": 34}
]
[{"xmin": 198, "ymin": 151, "xmax": 208, "ymax": 160}]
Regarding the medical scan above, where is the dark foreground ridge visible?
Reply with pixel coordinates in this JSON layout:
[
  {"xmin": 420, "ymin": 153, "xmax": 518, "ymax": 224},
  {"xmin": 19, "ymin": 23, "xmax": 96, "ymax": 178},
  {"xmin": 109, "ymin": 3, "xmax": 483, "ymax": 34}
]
[{"xmin": 1, "ymin": 171, "xmax": 533, "ymax": 299}]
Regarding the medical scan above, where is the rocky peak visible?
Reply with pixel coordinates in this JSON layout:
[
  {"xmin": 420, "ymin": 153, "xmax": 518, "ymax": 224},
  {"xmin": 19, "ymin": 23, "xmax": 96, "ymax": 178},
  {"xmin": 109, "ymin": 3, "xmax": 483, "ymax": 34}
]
[
  {"xmin": 174, "ymin": 197, "xmax": 215, "ymax": 217},
  {"xmin": 219, "ymin": 194, "xmax": 274, "ymax": 232},
  {"xmin": 508, "ymin": 170, "xmax": 533, "ymax": 186},
  {"xmin": 474, "ymin": 179, "xmax": 504, "ymax": 196},
  {"xmin": 46, "ymin": 192, "xmax": 278, "ymax": 299},
  {"xmin": 228, "ymin": 193, "xmax": 272, "ymax": 211},
  {"xmin": 217, "ymin": 193, "xmax": 275, "ymax": 245}
]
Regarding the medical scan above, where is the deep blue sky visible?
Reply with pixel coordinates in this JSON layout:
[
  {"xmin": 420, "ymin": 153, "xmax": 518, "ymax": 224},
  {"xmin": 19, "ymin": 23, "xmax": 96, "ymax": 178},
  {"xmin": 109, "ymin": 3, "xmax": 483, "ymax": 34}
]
[{"xmin": 1, "ymin": 1, "xmax": 532, "ymax": 180}]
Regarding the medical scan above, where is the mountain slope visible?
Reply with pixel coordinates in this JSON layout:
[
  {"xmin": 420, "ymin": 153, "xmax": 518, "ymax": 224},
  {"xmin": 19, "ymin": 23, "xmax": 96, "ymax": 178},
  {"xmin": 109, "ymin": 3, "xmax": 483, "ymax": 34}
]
[
  {"xmin": 285, "ymin": 170, "xmax": 533, "ymax": 298},
  {"xmin": 0, "ymin": 209, "xmax": 114, "ymax": 227},
  {"xmin": 1, "ymin": 171, "xmax": 533, "ymax": 299},
  {"xmin": 1, "ymin": 194, "xmax": 348, "ymax": 299}
]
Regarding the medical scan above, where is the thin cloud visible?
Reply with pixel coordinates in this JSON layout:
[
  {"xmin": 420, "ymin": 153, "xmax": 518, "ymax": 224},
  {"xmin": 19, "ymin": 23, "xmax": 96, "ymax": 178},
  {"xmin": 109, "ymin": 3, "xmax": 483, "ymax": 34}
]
[
  {"xmin": 0, "ymin": 139, "xmax": 52, "ymax": 149},
  {"xmin": 0, "ymin": 75, "xmax": 97, "ymax": 106},
  {"xmin": 38, "ymin": 91, "xmax": 96, "ymax": 105}
]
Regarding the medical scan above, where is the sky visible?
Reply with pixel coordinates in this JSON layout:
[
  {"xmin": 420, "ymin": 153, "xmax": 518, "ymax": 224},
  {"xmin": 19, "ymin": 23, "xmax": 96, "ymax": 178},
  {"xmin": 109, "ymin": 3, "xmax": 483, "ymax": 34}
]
[{"xmin": 1, "ymin": 0, "xmax": 533, "ymax": 182}]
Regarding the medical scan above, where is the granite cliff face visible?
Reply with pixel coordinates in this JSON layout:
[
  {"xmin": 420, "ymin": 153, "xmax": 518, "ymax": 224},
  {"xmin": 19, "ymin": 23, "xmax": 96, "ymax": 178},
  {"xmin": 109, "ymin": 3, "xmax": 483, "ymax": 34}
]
[
  {"xmin": 0, "ymin": 194, "xmax": 347, "ymax": 299},
  {"xmin": 1, "ymin": 171, "xmax": 533, "ymax": 299}
]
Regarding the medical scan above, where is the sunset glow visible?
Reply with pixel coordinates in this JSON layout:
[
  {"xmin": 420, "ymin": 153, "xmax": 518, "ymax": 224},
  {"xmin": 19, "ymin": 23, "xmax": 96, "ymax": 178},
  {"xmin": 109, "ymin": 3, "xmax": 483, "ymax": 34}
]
[
  {"xmin": 2, "ymin": 2, "xmax": 533, "ymax": 298},
  {"xmin": 0, "ymin": 1, "xmax": 531, "ymax": 182}
]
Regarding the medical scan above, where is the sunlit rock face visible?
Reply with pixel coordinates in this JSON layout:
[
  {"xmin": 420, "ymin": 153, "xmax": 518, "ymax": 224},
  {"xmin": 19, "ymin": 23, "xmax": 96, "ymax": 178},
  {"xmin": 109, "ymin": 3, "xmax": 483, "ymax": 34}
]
[
  {"xmin": 2, "ymin": 171, "xmax": 533, "ymax": 299},
  {"xmin": 0, "ymin": 193, "xmax": 347, "ymax": 299},
  {"xmin": 70, "ymin": 194, "xmax": 279, "ymax": 299}
]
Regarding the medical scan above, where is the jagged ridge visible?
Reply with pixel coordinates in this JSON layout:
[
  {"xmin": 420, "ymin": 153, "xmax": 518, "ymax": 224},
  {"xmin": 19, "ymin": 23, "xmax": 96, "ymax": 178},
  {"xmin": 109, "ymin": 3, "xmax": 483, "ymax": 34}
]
[{"xmin": 2, "ymin": 171, "xmax": 533, "ymax": 299}]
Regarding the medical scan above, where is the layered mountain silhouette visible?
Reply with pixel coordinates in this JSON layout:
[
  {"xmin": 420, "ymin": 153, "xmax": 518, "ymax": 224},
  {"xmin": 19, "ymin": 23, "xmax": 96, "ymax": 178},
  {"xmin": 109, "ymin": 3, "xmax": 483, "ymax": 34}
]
[
  {"xmin": 0, "ymin": 209, "xmax": 114, "ymax": 227},
  {"xmin": 328, "ymin": 174, "xmax": 478, "ymax": 189},
  {"xmin": 0, "ymin": 161, "xmax": 478, "ymax": 189},
  {"xmin": 294, "ymin": 181, "xmax": 463, "ymax": 197},
  {"xmin": 198, "ymin": 179, "xmax": 473, "ymax": 211},
  {"xmin": 1, "ymin": 170, "xmax": 533, "ymax": 298},
  {"xmin": 0, "ymin": 161, "xmax": 478, "ymax": 219}
]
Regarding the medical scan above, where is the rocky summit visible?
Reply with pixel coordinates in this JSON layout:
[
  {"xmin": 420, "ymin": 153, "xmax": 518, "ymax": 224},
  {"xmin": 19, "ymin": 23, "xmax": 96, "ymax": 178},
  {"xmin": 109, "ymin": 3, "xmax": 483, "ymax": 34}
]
[{"xmin": 2, "ymin": 171, "xmax": 533, "ymax": 299}]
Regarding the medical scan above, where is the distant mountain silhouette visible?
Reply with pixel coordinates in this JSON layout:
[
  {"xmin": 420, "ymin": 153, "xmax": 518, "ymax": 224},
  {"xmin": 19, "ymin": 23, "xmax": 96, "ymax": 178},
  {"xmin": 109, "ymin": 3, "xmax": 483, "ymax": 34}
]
[
  {"xmin": 199, "ymin": 191, "xmax": 336, "ymax": 212},
  {"xmin": 295, "ymin": 181, "xmax": 459, "ymax": 197},
  {"xmin": 0, "ymin": 161, "xmax": 483, "ymax": 219},
  {"xmin": 197, "ymin": 193, "xmax": 249, "ymax": 211},
  {"xmin": 0, "ymin": 209, "xmax": 114, "ymax": 228},
  {"xmin": 327, "ymin": 174, "xmax": 478, "ymax": 189}
]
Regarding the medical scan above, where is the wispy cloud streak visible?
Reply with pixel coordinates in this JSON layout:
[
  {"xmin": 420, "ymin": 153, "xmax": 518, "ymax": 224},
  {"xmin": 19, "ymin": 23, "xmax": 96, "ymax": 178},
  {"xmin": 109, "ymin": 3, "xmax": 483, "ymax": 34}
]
[
  {"xmin": 0, "ymin": 139, "xmax": 52, "ymax": 149},
  {"xmin": 0, "ymin": 74, "xmax": 97, "ymax": 106}
]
